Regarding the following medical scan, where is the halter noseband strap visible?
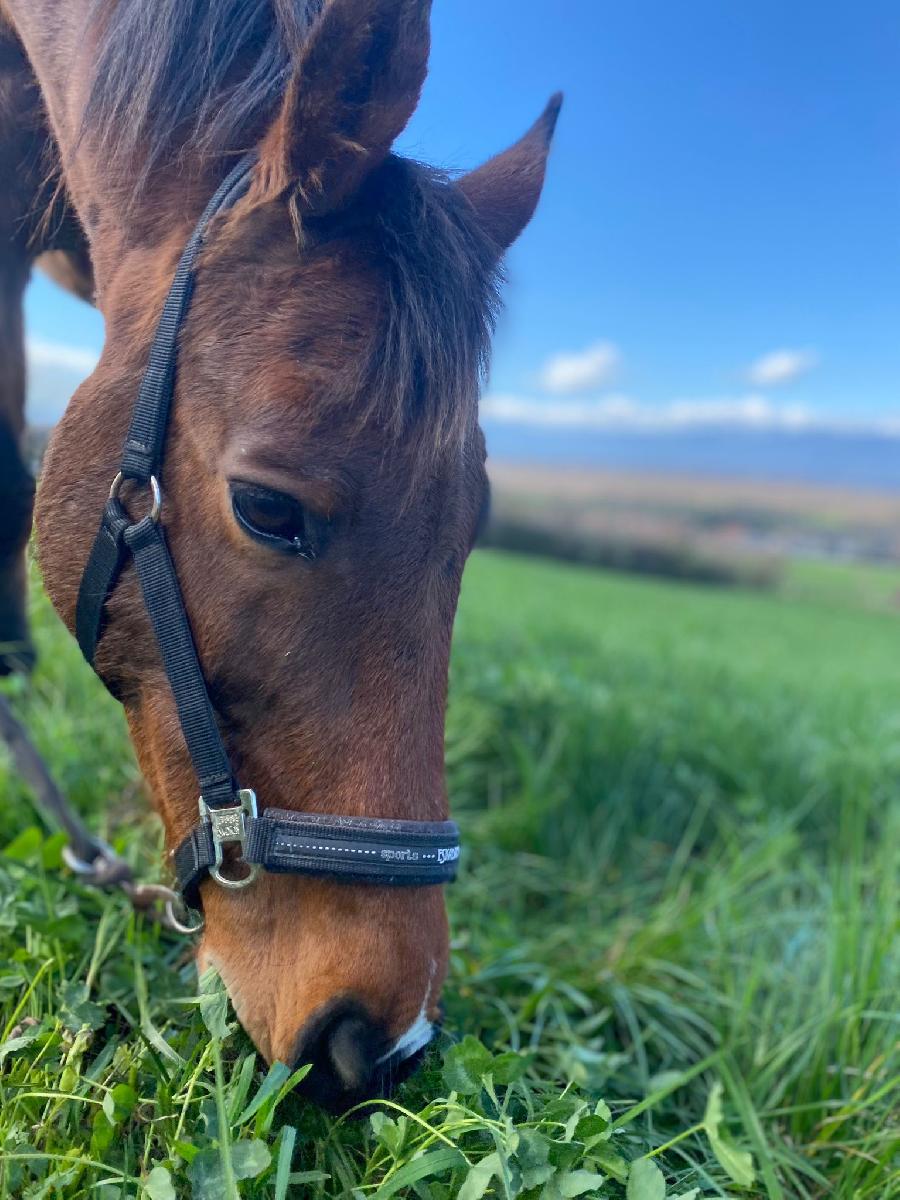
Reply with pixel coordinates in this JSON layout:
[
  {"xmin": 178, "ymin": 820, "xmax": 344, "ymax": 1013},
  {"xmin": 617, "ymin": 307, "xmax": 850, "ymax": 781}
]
[
  {"xmin": 174, "ymin": 805, "xmax": 461, "ymax": 910},
  {"xmin": 74, "ymin": 154, "xmax": 460, "ymax": 912}
]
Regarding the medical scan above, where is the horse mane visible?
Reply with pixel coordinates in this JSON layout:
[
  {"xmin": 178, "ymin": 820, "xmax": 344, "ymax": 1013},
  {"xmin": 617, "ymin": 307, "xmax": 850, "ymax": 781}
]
[
  {"xmin": 81, "ymin": 0, "xmax": 325, "ymax": 186},
  {"xmin": 80, "ymin": 0, "xmax": 502, "ymax": 457}
]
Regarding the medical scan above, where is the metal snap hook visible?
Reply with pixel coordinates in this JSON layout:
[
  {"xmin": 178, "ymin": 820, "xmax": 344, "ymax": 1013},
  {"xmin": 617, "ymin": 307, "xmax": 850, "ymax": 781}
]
[
  {"xmin": 62, "ymin": 843, "xmax": 112, "ymax": 878},
  {"xmin": 63, "ymin": 841, "xmax": 135, "ymax": 888}
]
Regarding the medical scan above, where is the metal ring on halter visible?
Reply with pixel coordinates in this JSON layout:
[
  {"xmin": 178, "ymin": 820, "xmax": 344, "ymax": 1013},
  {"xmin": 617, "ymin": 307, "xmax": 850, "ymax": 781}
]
[
  {"xmin": 210, "ymin": 860, "xmax": 261, "ymax": 891},
  {"xmin": 125, "ymin": 882, "xmax": 205, "ymax": 935},
  {"xmin": 164, "ymin": 896, "xmax": 206, "ymax": 936},
  {"xmin": 109, "ymin": 472, "xmax": 162, "ymax": 523}
]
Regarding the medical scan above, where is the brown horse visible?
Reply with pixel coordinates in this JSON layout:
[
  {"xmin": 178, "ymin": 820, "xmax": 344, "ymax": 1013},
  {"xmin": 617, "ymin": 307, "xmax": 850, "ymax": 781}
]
[
  {"xmin": 0, "ymin": 32, "xmax": 92, "ymax": 676},
  {"xmin": 0, "ymin": 0, "xmax": 558, "ymax": 1106}
]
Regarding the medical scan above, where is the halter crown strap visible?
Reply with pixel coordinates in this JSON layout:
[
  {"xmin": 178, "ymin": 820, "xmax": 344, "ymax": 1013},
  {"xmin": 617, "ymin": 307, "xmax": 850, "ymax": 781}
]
[{"xmin": 121, "ymin": 154, "xmax": 258, "ymax": 483}]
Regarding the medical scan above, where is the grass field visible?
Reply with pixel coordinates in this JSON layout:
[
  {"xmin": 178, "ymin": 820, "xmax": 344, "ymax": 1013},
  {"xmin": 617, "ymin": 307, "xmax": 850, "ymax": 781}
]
[{"xmin": 0, "ymin": 550, "xmax": 898, "ymax": 1199}]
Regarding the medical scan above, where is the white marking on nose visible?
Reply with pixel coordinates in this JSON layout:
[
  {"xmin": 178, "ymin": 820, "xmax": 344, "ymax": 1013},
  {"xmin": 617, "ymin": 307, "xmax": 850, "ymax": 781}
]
[
  {"xmin": 378, "ymin": 960, "xmax": 437, "ymax": 1064},
  {"xmin": 378, "ymin": 1003, "xmax": 433, "ymax": 1064}
]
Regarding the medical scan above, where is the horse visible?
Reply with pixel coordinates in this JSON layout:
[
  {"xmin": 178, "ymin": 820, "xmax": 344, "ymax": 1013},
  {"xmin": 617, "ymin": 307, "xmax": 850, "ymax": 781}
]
[{"xmin": 0, "ymin": 0, "xmax": 558, "ymax": 1108}]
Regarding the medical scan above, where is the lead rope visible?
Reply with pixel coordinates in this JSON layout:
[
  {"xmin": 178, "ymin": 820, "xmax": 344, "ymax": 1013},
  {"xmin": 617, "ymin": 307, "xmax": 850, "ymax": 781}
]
[{"xmin": 0, "ymin": 692, "xmax": 201, "ymax": 935}]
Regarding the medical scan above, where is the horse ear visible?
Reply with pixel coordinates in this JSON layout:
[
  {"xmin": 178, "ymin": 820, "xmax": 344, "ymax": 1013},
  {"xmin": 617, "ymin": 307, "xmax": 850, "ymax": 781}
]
[
  {"xmin": 458, "ymin": 94, "xmax": 562, "ymax": 254},
  {"xmin": 251, "ymin": 0, "xmax": 431, "ymax": 215}
]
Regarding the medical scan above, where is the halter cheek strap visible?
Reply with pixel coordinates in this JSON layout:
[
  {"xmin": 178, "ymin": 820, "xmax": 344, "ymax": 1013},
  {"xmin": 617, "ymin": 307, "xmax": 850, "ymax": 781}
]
[
  {"xmin": 74, "ymin": 153, "xmax": 461, "ymax": 913},
  {"xmin": 76, "ymin": 154, "xmax": 259, "ymax": 811}
]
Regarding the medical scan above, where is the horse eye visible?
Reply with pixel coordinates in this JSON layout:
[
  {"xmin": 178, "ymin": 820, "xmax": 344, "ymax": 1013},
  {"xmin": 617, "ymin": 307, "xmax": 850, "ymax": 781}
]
[{"xmin": 231, "ymin": 484, "xmax": 325, "ymax": 558}]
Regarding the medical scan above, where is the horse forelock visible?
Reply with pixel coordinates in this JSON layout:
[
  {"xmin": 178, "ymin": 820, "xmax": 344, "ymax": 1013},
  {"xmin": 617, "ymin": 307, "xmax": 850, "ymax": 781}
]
[
  {"xmin": 80, "ymin": 0, "xmax": 325, "ymax": 191},
  {"xmin": 80, "ymin": 1, "xmax": 502, "ymax": 460},
  {"xmin": 362, "ymin": 157, "xmax": 502, "ymax": 461}
]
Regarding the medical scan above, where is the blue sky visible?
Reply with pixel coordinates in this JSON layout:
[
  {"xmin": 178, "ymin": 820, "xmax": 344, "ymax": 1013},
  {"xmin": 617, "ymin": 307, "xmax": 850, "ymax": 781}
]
[{"xmin": 25, "ymin": 0, "xmax": 900, "ymax": 437}]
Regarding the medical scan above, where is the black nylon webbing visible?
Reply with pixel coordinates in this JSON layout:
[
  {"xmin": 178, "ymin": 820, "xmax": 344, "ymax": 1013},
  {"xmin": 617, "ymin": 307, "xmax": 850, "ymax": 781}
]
[
  {"xmin": 174, "ymin": 813, "xmax": 461, "ymax": 909},
  {"xmin": 172, "ymin": 823, "xmax": 217, "ymax": 909},
  {"xmin": 74, "ymin": 154, "xmax": 258, "ymax": 819},
  {"xmin": 124, "ymin": 518, "xmax": 235, "ymax": 809},
  {"xmin": 75, "ymin": 499, "xmax": 131, "ymax": 666},
  {"xmin": 120, "ymin": 154, "xmax": 258, "ymax": 482}
]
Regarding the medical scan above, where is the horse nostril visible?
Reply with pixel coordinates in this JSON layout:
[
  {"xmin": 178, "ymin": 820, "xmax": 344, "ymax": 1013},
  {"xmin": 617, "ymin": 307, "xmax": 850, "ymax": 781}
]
[
  {"xmin": 328, "ymin": 1013, "xmax": 375, "ymax": 1092},
  {"xmin": 293, "ymin": 1000, "xmax": 385, "ymax": 1111},
  {"xmin": 291, "ymin": 999, "xmax": 433, "ymax": 1112}
]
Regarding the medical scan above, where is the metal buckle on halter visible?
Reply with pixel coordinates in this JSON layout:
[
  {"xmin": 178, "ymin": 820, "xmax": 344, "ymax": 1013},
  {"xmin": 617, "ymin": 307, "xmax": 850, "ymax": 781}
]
[{"xmin": 199, "ymin": 788, "xmax": 261, "ymax": 891}]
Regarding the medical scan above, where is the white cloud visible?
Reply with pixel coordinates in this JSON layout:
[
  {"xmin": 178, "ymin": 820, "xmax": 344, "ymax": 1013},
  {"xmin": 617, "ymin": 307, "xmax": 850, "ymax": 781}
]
[
  {"xmin": 481, "ymin": 392, "xmax": 900, "ymax": 437},
  {"xmin": 25, "ymin": 338, "xmax": 100, "ymax": 426},
  {"xmin": 538, "ymin": 342, "xmax": 621, "ymax": 394},
  {"xmin": 747, "ymin": 348, "xmax": 818, "ymax": 387},
  {"xmin": 27, "ymin": 338, "xmax": 100, "ymax": 375},
  {"xmin": 485, "ymin": 393, "xmax": 638, "ymax": 427}
]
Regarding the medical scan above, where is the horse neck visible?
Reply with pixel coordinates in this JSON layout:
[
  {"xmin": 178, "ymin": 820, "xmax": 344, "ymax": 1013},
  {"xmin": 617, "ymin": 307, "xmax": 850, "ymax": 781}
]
[{"xmin": 1, "ymin": 1, "xmax": 88, "ymax": 148}]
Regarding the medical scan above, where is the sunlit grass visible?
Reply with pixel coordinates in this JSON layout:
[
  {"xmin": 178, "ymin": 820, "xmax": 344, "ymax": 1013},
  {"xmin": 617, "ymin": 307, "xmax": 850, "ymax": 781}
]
[
  {"xmin": 782, "ymin": 557, "xmax": 900, "ymax": 616},
  {"xmin": 0, "ymin": 550, "xmax": 897, "ymax": 1198}
]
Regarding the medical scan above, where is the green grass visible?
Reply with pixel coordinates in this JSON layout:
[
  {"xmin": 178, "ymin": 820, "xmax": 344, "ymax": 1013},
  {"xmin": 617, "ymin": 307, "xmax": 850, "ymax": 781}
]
[
  {"xmin": 782, "ymin": 558, "xmax": 900, "ymax": 616},
  {"xmin": 0, "ymin": 549, "xmax": 898, "ymax": 1199}
]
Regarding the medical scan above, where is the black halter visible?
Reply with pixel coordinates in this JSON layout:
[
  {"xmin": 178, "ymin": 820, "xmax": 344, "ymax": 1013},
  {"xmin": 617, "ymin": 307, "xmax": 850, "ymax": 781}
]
[{"xmin": 74, "ymin": 154, "xmax": 460, "ymax": 912}]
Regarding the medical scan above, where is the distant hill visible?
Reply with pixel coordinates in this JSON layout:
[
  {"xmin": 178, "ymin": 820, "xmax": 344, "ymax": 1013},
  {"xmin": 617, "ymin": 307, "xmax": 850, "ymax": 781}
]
[
  {"xmin": 485, "ymin": 462, "xmax": 900, "ymax": 581},
  {"xmin": 483, "ymin": 422, "xmax": 900, "ymax": 494}
]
